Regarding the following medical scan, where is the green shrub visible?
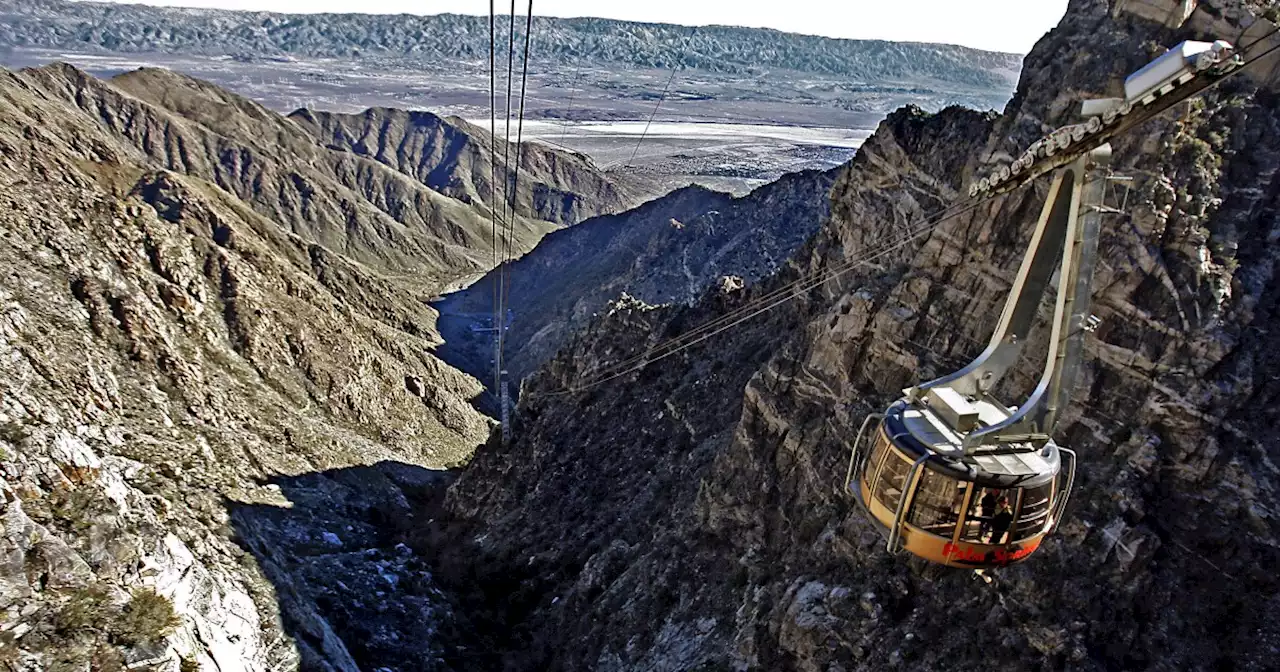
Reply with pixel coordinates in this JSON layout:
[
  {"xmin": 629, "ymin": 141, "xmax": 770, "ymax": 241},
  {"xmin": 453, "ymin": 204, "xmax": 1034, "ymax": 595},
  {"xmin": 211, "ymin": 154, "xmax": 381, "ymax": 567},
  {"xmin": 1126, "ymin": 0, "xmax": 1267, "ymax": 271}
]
[
  {"xmin": 55, "ymin": 586, "xmax": 181, "ymax": 649},
  {"xmin": 114, "ymin": 588, "xmax": 181, "ymax": 646},
  {"xmin": 0, "ymin": 421, "xmax": 28, "ymax": 446},
  {"xmin": 45, "ymin": 643, "xmax": 124, "ymax": 672},
  {"xmin": 50, "ymin": 488, "xmax": 111, "ymax": 533},
  {"xmin": 55, "ymin": 586, "xmax": 114, "ymax": 636},
  {"xmin": 91, "ymin": 644, "xmax": 125, "ymax": 672},
  {"xmin": 0, "ymin": 631, "xmax": 20, "ymax": 668}
]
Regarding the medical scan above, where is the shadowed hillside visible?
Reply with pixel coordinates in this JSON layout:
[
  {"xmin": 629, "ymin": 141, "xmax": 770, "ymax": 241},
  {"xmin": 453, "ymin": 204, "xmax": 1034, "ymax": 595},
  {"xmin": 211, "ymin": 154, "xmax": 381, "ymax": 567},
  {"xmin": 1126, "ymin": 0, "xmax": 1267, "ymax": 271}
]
[
  {"xmin": 436, "ymin": 167, "xmax": 839, "ymax": 386},
  {"xmin": 429, "ymin": 2, "xmax": 1280, "ymax": 670}
]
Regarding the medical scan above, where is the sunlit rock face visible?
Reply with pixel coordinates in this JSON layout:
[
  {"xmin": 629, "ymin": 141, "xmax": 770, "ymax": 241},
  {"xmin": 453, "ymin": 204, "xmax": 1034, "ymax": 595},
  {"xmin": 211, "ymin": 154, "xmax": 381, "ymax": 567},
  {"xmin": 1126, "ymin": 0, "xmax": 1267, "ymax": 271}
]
[
  {"xmin": 435, "ymin": 1, "xmax": 1280, "ymax": 670},
  {"xmin": 1114, "ymin": 0, "xmax": 1200, "ymax": 27},
  {"xmin": 0, "ymin": 63, "xmax": 509, "ymax": 670}
]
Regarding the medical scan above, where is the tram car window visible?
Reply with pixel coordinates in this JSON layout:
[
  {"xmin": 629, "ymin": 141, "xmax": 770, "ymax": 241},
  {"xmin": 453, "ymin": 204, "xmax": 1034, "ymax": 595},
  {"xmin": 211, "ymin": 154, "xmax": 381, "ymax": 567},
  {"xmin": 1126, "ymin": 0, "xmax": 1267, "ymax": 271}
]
[
  {"xmin": 908, "ymin": 470, "xmax": 961, "ymax": 531},
  {"xmin": 1013, "ymin": 481, "xmax": 1056, "ymax": 542},
  {"xmin": 873, "ymin": 451, "xmax": 913, "ymax": 513}
]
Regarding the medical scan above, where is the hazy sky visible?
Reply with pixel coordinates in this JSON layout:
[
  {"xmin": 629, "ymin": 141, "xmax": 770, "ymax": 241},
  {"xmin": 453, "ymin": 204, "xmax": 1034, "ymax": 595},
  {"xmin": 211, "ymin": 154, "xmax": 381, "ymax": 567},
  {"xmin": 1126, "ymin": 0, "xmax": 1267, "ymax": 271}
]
[{"xmin": 93, "ymin": 1, "xmax": 1070, "ymax": 53}]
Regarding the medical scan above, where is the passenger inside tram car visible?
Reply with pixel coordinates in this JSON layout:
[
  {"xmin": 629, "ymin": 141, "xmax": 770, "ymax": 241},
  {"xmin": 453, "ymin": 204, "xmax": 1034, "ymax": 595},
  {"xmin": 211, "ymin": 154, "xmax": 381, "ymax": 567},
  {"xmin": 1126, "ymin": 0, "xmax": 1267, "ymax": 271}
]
[
  {"xmin": 987, "ymin": 499, "xmax": 1014, "ymax": 544},
  {"xmin": 956, "ymin": 486, "xmax": 1000, "ymax": 543},
  {"xmin": 978, "ymin": 488, "xmax": 1000, "ymax": 538}
]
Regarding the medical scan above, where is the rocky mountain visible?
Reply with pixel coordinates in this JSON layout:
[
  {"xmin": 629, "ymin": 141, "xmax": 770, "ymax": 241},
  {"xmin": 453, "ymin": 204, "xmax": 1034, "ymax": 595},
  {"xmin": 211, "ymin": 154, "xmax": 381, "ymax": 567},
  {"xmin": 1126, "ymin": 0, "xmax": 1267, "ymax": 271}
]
[
  {"xmin": 290, "ymin": 107, "xmax": 642, "ymax": 237},
  {"xmin": 0, "ymin": 60, "xmax": 648, "ymax": 670},
  {"xmin": 426, "ymin": 1, "xmax": 1280, "ymax": 670},
  {"xmin": 6, "ymin": 1, "xmax": 1280, "ymax": 671},
  {"xmin": 436, "ymin": 167, "xmax": 838, "ymax": 386},
  {"xmin": 2, "ymin": 0, "xmax": 1021, "ymax": 89},
  {"xmin": 21, "ymin": 64, "xmax": 643, "ymax": 288},
  {"xmin": 0, "ymin": 67, "xmax": 476, "ymax": 669}
]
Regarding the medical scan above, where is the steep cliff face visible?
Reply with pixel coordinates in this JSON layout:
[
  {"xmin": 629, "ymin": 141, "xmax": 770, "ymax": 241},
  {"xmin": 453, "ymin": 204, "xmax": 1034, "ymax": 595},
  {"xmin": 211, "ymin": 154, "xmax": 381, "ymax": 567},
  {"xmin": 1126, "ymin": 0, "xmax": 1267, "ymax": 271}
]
[
  {"xmin": 438, "ymin": 168, "xmax": 836, "ymax": 385},
  {"xmin": 437, "ymin": 1, "xmax": 1280, "ymax": 670}
]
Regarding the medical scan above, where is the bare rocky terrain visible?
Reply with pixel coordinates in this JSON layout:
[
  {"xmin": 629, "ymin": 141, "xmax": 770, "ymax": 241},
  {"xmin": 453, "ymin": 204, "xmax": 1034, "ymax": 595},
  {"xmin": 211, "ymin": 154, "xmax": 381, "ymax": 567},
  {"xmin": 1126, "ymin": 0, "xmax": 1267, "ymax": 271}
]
[
  {"xmin": 0, "ymin": 5, "xmax": 1034, "ymax": 668},
  {"xmin": 1, "ymin": 0, "xmax": 1027, "ymax": 195},
  {"xmin": 4, "ymin": 0, "xmax": 1280, "ymax": 671},
  {"xmin": 289, "ymin": 107, "xmax": 644, "ymax": 238},
  {"xmin": 427, "ymin": 1, "xmax": 1280, "ymax": 670},
  {"xmin": 19, "ymin": 64, "xmax": 646, "ymax": 284},
  {"xmin": 0, "ymin": 0, "xmax": 1020, "ymax": 94},
  {"xmin": 435, "ymin": 167, "xmax": 841, "ymax": 387},
  {"xmin": 0, "ymin": 61, "xmax": 642, "ymax": 670}
]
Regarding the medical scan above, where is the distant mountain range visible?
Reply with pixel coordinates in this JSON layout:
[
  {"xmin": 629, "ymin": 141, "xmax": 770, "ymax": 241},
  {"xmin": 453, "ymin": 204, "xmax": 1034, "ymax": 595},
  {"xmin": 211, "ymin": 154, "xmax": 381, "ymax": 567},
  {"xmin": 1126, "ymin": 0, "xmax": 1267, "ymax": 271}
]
[
  {"xmin": 13, "ymin": 61, "xmax": 648, "ymax": 287},
  {"xmin": 2, "ymin": 0, "xmax": 1022, "ymax": 89}
]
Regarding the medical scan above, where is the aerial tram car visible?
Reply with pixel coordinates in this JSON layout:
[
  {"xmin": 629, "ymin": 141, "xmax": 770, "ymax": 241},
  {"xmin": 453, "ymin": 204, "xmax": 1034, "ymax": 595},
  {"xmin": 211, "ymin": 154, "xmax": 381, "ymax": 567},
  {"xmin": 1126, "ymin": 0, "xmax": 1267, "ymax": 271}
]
[{"xmin": 843, "ymin": 38, "xmax": 1244, "ymax": 569}]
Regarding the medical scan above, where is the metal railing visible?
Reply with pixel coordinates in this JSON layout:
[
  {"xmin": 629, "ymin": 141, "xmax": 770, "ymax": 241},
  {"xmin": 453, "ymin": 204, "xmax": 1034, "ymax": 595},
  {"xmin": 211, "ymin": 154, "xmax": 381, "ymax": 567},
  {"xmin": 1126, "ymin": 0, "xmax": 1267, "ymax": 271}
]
[
  {"xmin": 841, "ymin": 413, "xmax": 884, "ymax": 496},
  {"xmin": 886, "ymin": 455, "xmax": 930, "ymax": 554},
  {"xmin": 1048, "ymin": 446, "xmax": 1077, "ymax": 535}
]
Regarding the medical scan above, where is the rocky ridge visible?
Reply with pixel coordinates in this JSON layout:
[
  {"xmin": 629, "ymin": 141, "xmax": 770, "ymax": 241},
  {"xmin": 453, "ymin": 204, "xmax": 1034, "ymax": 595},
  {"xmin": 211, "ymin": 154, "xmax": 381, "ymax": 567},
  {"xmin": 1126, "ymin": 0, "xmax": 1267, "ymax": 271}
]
[
  {"xmin": 2, "ymin": 0, "xmax": 1022, "ymax": 89},
  {"xmin": 0, "ymin": 60, "xmax": 641, "ymax": 670},
  {"xmin": 432, "ymin": 1, "xmax": 1280, "ymax": 670},
  {"xmin": 438, "ymin": 167, "xmax": 838, "ymax": 385},
  {"xmin": 290, "ymin": 107, "xmax": 643, "ymax": 238},
  {"xmin": 19, "ymin": 64, "xmax": 643, "ymax": 288}
]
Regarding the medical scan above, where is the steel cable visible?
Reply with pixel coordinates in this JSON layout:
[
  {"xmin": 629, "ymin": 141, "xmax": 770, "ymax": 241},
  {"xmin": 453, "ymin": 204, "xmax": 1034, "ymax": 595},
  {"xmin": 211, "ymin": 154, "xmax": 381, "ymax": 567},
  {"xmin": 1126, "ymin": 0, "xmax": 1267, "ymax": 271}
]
[
  {"xmin": 488, "ymin": 0, "xmax": 501, "ymax": 392},
  {"xmin": 530, "ymin": 26, "xmax": 1280, "ymax": 398},
  {"xmin": 625, "ymin": 66, "xmax": 678, "ymax": 169}
]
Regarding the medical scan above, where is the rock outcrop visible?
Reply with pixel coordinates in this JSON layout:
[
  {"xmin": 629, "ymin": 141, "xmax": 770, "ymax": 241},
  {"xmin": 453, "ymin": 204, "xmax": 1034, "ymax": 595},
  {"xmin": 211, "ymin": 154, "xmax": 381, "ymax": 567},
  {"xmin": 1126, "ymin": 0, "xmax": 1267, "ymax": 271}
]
[
  {"xmin": 17, "ymin": 64, "xmax": 641, "ymax": 288},
  {"xmin": 290, "ymin": 107, "xmax": 645, "ymax": 230},
  {"xmin": 433, "ymin": 1, "xmax": 1280, "ymax": 670}
]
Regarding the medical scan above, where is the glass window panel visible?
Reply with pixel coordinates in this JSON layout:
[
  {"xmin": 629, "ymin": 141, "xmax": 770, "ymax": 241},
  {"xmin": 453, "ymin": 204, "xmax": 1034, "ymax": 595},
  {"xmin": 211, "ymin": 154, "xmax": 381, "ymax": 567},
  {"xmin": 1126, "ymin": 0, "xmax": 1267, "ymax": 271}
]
[
  {"xmin": 1013, "ymin": 480, "xmax": 1055, "ymax": 541},
  {"xmin": 907, "ymin": 469, "xmax": 962, "ymax": 534},
  {"xmin": 859, "ymin": 431, "xmax": 891, "ymax": 493},
  {"xmin": 873, "ymin": 451, "xmax": 912, "ymax": 513},
  {"xmin": 960, "ymin": 487, "xmax": 1015, "ymax": 543}
]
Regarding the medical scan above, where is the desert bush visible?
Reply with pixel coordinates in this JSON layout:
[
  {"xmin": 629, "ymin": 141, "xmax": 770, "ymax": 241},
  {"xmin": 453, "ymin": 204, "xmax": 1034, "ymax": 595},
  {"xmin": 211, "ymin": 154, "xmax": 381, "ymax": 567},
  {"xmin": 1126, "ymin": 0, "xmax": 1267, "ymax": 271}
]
[
  {"xmin": 54, "ymin": 585, "xmax": 181, "ymax": 649},
  {"xmin": 0, "ymin": 421, "xmax": 28, "ymax": 446},
  {"xmin": 55, "ymin": 586, "xmax": 114, "ymax": 636},
  {"xmin": 114, "ymin": 588, "xmax": 181, "ymax": 646}
]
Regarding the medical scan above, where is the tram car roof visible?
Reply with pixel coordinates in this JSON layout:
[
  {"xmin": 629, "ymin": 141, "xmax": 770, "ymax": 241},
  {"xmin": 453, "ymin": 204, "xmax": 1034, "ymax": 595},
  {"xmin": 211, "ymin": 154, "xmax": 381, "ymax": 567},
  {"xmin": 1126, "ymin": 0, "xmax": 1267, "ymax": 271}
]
[{"xmin": 882, "ymin": 398, "xmax": 1061, "ymax": 489}]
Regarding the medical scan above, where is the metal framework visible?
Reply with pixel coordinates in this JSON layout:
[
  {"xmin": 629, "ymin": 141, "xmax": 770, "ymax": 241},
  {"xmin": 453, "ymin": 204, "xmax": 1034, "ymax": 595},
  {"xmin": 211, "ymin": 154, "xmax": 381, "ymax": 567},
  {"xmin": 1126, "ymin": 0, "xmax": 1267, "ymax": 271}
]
[
  {"xmin": 905, "ymin": 144, "xmax": 1113, "ymax": 454},
  {"xmin": 838, "ymin": 144, "xmax": 1111, "ymax": 566}
]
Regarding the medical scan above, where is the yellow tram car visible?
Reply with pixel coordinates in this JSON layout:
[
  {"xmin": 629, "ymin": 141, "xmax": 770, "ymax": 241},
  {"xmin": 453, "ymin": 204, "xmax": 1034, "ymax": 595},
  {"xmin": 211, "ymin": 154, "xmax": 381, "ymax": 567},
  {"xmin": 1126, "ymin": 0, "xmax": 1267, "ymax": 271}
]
[
  {"xmin": 844, "ymin": 144, "xmax": 1113, "ymax": 569},
  {"xmin": 849, "ymin": 394, "xmax": 1071, "ymax": 568}
]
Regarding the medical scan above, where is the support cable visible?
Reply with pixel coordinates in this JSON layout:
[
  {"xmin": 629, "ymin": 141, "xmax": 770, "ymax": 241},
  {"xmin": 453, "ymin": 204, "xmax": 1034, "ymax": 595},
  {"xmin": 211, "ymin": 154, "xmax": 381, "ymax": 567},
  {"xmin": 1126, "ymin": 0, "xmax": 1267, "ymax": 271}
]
[
  {"xmin": 559, "ymin": 69, "xmax": 582, "ymax": 150},
  {"xmin": 625, "ymin": 66, "xmax": 678, "ymax": 169},
  {"xmin": 533, "ymin": 27, "xmax": 1280, "ymax": 398},
  {"xmin": 495, "ymin": 0, "xmax": 518, "ymax": 380},
  {"xmin": 488, "ymin": 0, "xmax": 501, "ymax": 393},
  {"xmin": 537, "ymin": 197, "xmax": 989, "ymax": 397},
  {"xmin": 505, "ymin": 1, "xmax": 535, "ymax": 321},
  {"xmin": 555, "ymin": 193, "xmax": 986, "ymax": 385}
]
